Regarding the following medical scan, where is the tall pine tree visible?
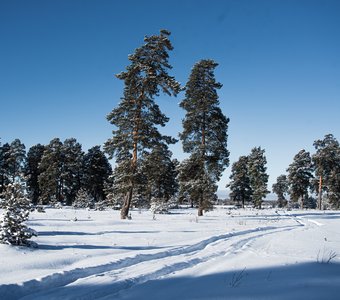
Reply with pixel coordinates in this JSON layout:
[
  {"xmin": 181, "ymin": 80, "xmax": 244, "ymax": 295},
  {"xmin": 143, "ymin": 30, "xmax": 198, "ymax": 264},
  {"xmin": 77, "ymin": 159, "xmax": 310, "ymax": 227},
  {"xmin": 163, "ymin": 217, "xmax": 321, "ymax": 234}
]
[
  {"xmin": 179, "ymin": 59, "xmax": 229, "ymax": 216},
  {"xmin": 104, "ymin": 30, "xmax": 180, "ymax": 219}
]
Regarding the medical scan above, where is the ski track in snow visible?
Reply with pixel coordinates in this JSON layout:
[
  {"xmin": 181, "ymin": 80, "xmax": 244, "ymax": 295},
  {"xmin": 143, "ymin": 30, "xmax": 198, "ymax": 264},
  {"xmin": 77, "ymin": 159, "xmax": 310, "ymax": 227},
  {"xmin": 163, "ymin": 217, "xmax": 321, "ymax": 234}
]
[{"xmin": 1, "ymin": 222, "xmax": 303, "ymax": 300}]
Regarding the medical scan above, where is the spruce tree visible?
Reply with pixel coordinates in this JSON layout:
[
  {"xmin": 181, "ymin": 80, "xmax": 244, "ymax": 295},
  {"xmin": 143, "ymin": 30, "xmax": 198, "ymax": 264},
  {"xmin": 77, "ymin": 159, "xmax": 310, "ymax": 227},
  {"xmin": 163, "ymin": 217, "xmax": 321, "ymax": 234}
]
[
  {"xmin": 104, "ymin": 30, "xmax": 180, "ymax": 219},
  {"xmin": 227, "ymin": 155, "xmax": 252, "ymax": 208},
  {"xmin": 0, "ymin": 181, "xmax": 37, "ymax": 247},
  {"xmin": 287, "ymin": 149, "xmax": 314, "ymax": 208},
  {"xmin": 272, "ymin": 174, "xmax": 289, "ymax": 208},
  {"xmin": 25, "ymin": 144, "xmax": 45, "ymax": 205},
  {"xmin": 73, "ymin": 188, "xmax": 94, "ymax": 209},
  {"xmin": 179, "ymin": 59, "xmax": 229, "ymax": 216},
  {"xmin": 312, "ymin": 134, "xmax": 340, "ymax": 209},
  {"xmin": 247, "ymin": 147, "xmax": 269, "ymax": 208}
]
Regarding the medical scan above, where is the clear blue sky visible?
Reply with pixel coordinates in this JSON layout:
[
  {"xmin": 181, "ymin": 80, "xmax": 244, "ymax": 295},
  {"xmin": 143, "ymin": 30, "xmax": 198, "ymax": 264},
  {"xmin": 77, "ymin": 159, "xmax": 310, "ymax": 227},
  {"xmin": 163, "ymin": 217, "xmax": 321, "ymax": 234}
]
[{"xmin": 1, "ymin": 0, "xmax": 339, "ymax": 192}]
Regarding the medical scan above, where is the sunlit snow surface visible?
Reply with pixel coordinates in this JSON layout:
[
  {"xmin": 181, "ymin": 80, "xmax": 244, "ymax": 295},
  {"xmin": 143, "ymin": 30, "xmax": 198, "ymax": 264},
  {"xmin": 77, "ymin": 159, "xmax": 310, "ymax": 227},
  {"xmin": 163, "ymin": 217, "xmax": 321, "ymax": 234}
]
[{"xmin": 0, "ymin": 207, "xmax": 340, "ymax": 299}]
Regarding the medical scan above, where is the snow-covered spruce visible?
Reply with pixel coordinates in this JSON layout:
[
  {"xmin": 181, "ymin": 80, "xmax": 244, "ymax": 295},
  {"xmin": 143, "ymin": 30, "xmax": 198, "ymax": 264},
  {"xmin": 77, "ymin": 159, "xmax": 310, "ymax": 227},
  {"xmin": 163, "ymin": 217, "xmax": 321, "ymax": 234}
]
[
  {"xmin": 73, "ymin": 188, "xmax": 94, "ymax": 209},
  {"xmin": 0, "ymin": 182, "xmax": 37, "ymax": 247}
]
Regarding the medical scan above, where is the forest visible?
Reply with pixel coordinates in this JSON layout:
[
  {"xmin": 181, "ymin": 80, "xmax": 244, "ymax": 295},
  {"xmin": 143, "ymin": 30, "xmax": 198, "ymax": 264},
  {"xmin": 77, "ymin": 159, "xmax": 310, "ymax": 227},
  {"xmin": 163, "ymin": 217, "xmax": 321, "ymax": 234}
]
[{"xmin": 1, "ymin": 30, "xmax": 340, "ymax": 247}]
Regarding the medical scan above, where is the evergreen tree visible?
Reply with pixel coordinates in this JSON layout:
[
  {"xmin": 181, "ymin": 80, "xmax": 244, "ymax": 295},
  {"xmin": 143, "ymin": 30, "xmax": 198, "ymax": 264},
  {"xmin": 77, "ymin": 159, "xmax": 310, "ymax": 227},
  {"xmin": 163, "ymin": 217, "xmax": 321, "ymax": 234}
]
[
  {"xmin": 227, "ymin": 156, "xmax": 252, "ymax": 208},
  {"xmin": 178, "ymin": 155, "xmax": 217, "ymax": 214},
  {"xmin": 104, "ymin": 30, "xmax": 180, "ymax": 219},
  {"xmin": 83, "ymin": 146, "xmax": 112, "ymax": 203},
  {"xmin": 142, "ymin": 144, "xmax": 179, "ymax": 206},
  {"xmin": 73, "ymin": 188, "xmax": 94, "ymax": 209},
  {"xmin": 179, "ymin": 59, "xmax": 229, "ymax": 216},
  {"xmin": 25, "ymin": 144, "xmax": 45, "ymax": 205},
  {"xmin": 62, "ymin": 138, "xmax": 84, "ymax": 205},
  {"xmin": 287, "ymin": 149, "xmax": 314, "ymax": 208},
  {"xmin": 247, "ymin": 147, "xmax": 269, "ymax": 208},
  {"xmin": 327, "ymin": 167, "xmax": 340, "ymax": 209},
  {"xmin": 0, "ymin": 143, "xmax": 11, "ymax": 194},
  {"xmin": 272, "ymin": 174, "xmax": 289, "ymax": 208},
  {"xmin": 312, "ymin": 134, "xmax": 340, "ymax": 209},
  {"xmin": 0, "ymin": 181, "xmax": 37, "ymax": 247},
  {"xmin": 38, "ymin": 138, "xmax": 64, "ymax": 205},
  {"xmin": 7, "ymin": 139, "xmax": 26, "ymax": 182}
]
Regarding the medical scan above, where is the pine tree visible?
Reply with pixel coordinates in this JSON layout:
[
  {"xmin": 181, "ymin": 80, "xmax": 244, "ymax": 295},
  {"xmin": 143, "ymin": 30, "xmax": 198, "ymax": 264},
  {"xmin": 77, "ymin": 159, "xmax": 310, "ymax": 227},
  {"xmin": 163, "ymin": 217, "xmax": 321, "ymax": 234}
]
[
  {"xmin": 287, "ymin": 149, "xmax": 314, "ymax": 208},
  {"xmin": 0, "ymin": 143, "xmax": 11, "ymax": 194},
  {"xmin": 38, "ymin": 138, "xmax": 64, "ymax": 205},
  {"xmin": 227, "ymin": 156, "xmax": 252, "ymax": 208},
  {"xmin": 142, "ymin": 144, "xmax": 179, "ymax": 207},
  {"xmin": 178, "ymin": 155, "xmax": 217, "ymax": 214},
  {"xmin": 83, "ymin": 146, "xmax": 112, "ymax": 203},
  {"xmin": 312, "ymin": 134, "xmax": 340, "ymax": 209},
  {"xmin": 25, "ymin": 144, "xmax": 45, "ymax": 205},
  {"xmin": 272, "ymin": 174, "xmax": 289, "ymax": 208},
  {"xmin": 247, "ymin": 147, "xmax": 269, "ymax": 208},
  {"xmin": 104, "ymin": 30, "xmax": 180, "ymax": 219},
  {"xmin": 327, "ymin": 167, "xmax": 340, "ymax": 209},
  {"xmin": 7, "ymin": 139, "xmax": 26, "ymax": 182},
  {"xmin": 0, "ymin": 181, "xmax": 37, "ymax": 247},
  {"xmin": 179, "ymin": 59, "xmax": 229, "ymax": 216},
  {"xmin": 62, "ymin": 138, "xmax": 84, "ymax": 205}
]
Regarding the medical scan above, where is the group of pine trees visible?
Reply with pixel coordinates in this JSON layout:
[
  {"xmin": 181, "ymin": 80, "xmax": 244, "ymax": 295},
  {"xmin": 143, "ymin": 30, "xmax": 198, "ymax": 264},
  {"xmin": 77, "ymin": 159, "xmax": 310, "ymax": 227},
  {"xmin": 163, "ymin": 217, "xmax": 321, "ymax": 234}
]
[
  {"xmin": 227, "ymin": 147, "xmax": 269, "ymax": 209},
  {"xmin": 228, "ymin": 134, "xmax": 340, "ymax": 210},
  {"xmin": 272, "ymin": 134, "xmax": 340, "ymax": 209},
  {"xmin": 104, "ymin": 30, "xmax": 230, "ymax": 219},
  {"xmin": 0, "ymin": 138, "xmax": 112, "ymax": 208}
]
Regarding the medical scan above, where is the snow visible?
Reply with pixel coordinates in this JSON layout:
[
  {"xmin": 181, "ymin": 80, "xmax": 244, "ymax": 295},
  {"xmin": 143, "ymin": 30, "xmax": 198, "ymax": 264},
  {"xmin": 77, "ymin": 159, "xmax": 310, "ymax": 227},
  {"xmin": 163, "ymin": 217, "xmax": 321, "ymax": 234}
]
[{"xmin": 0, "ymin": 207, "xmax": 340, "ymax": 299}]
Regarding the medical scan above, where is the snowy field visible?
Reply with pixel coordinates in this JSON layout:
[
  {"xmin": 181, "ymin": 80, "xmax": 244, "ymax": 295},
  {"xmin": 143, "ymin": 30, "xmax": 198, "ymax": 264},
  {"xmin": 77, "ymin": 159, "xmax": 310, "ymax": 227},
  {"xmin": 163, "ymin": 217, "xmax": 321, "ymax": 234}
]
[{"xmin": 0, "ymin": 207, "xmax": 340, "ymax": 300}]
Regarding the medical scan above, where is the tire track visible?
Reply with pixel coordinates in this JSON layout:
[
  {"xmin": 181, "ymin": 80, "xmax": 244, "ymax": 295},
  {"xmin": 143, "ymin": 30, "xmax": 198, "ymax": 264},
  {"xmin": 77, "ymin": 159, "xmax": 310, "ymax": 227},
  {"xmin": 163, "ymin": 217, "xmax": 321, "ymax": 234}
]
[{"xmin": 15, "ymin": 224, "xmax": 300, "ymax": 300}]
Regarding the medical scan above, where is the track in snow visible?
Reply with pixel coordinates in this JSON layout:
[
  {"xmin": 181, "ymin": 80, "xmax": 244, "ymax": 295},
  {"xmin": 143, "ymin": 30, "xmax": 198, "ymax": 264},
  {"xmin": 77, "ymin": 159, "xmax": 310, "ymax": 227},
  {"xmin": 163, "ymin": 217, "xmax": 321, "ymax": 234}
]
[{"xmin": 2, "ymin": 222, "xmax": 302, "ymax": 300}]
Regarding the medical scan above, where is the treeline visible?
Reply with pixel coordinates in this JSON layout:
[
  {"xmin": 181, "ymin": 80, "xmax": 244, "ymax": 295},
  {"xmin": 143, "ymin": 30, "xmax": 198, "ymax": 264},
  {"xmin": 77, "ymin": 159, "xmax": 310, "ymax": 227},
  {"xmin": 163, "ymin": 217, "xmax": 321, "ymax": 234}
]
[
  {"xmin": 228, "ymin": 134, "xmax": 340, "ymax": 210},
  {"xmin": 0, "ymin": 138, "xmax": 112, "ymax": 208}
]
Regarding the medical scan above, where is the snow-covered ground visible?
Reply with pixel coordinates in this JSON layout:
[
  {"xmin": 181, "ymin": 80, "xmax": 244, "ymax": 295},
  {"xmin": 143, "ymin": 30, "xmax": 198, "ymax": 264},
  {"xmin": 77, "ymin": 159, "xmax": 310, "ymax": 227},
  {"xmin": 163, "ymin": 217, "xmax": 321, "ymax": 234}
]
[{"xmin": 0, "ymin": 207, "xmax": 340, "ymax": 300}]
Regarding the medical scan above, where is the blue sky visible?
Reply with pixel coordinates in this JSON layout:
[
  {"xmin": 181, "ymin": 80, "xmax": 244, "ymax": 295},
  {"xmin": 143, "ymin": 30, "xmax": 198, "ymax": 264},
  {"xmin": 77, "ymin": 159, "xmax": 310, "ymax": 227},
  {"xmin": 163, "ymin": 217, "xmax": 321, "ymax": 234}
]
[{"xmin": 1, "ymin": 0, "xmax": 339, "ymax": 192}]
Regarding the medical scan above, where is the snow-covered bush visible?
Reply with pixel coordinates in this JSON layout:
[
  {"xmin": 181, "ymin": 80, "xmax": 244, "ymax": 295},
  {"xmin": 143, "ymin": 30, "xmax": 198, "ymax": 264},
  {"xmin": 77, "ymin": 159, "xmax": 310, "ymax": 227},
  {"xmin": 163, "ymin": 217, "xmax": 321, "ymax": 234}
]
[{"xmin": 0, "ymin": 182, "xmax": 37, "ymax": 247}]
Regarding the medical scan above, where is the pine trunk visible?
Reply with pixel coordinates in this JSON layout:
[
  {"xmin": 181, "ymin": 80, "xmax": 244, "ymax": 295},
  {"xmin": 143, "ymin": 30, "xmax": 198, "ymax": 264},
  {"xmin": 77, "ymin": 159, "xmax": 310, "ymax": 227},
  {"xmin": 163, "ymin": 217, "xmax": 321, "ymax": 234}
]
[
  {"xmin": 121, "ymin": 186, "xmax": 133, "ymax": 219},
  {"xmin": 198, "ymin": 194, "xmax": 204, "ymax": 216},
  {"xmin": 318, "ymin": 175, "xmax": 322, "ymax": 210},
  {"xmin": 120, "ymin": 95, "xmax": 142, "ymax": 220}
]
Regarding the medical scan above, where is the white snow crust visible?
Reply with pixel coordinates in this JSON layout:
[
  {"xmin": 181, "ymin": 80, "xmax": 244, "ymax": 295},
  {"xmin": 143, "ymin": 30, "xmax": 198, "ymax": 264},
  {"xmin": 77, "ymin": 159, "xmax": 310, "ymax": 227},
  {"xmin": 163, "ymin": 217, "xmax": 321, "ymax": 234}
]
[{"xmin": 0, "ymin": 207, "xmax": 339, "ymax": 299}]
